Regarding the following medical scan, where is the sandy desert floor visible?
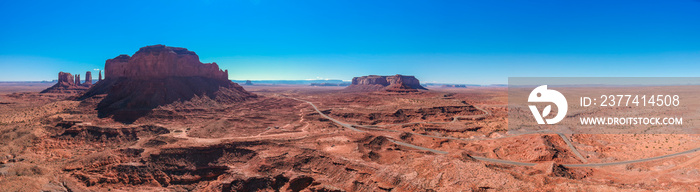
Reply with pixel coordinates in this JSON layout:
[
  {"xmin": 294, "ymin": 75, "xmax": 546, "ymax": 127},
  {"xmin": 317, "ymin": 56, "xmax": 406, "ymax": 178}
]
[{"xmin": 0, "ymin": 84, "xmax": 699, "ymax": 191}]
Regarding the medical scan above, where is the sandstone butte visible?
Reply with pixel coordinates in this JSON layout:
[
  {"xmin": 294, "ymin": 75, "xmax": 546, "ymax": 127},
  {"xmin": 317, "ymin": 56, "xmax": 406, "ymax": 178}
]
[
  {"xmin": 344, "ymin": 74, "xmax": 428, "ymax": 92},
  {"xmin": 83, "ymin": 71, "xmax": 92, "ymax": 86},
  {"xmin": 79, "ymin": 44, "xmax": 255, "ymax": 123}
]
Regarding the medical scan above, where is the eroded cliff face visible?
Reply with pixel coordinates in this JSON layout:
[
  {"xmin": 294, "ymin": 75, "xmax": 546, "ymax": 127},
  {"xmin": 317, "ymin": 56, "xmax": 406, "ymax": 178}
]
[
  {"xmin": 104, "ymin": 45, "xmax": 228, "ymax": 81},
  {"xmin": 58, "ymin": 72, "xmax": 74, "ymax": 87},
  {"xmin": 81, "ymin": 45, "xmax": 255, "ymax": 123},
  {"xmin": 83, "ymin": 71, "xmax": 92, "ymax": 86},
  {"xmin": 352, "ymin": 75, "xmax": 390, "ymax": 86},
  {"xmin": 346, "ymin": 74, "xmax": 427, "ymax": 92}
]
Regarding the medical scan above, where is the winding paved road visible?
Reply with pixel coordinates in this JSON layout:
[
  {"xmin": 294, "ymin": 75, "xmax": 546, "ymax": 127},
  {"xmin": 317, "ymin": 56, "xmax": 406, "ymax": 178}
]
[{"xmin": 287, "ymin": 95, "xmax": 700, "ymax": 168}]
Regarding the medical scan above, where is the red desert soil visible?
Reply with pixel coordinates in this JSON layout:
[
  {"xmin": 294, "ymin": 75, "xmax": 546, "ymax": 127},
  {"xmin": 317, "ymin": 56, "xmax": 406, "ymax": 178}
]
[{"xmin": 1, "ymin": 84, "xmax": 700, "ymax": 191}]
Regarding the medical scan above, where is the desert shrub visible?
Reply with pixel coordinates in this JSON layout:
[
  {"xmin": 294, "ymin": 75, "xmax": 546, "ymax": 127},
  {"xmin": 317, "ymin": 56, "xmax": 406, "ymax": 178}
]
[
  {"xmin": 0, "ymin": 176, "xmax": 42, "ymax": 192},
  {"xmin": 8, "ymin": 163, "xmax": 46, "ymax": 176}
]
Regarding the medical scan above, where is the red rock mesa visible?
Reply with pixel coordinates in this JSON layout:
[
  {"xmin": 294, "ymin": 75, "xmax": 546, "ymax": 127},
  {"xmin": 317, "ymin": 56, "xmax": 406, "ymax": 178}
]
[
  {"xmin": 345, "ymin": 74, "xmax": 427, "ymax": 92},
  {"xmin": 104, "ymin": 45, "xmax": 229, "ymax": 80},
  {"xmin": 80, "ymin": 45, "xmax": 255, "ymax": 123}
]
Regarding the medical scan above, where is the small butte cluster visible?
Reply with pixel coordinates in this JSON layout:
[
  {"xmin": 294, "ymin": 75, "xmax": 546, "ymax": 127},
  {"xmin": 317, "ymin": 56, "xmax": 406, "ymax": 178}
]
[{"xmin": 40, "ymin": 70, "xmax": 103, "ymax": 94}]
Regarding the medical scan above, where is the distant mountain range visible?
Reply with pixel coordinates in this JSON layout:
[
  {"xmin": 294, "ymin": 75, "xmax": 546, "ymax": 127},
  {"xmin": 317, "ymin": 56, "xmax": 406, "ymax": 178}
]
[{"xmin": 422, "ymin": 83, "xmax": 507, "ymax": 87}]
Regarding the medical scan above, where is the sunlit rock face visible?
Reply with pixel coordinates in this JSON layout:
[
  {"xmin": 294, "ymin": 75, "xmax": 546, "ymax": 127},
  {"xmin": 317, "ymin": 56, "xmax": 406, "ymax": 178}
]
[
  {"xmin": 104, "ymin": 45, "xmax": 228, "ymax": 80},
  {"xmin": 346, "ymin": 74, "xmax": 427, "ymax": 92},
  {"xmin": 81, "ymin": 45, "xmax": 254, "ymax": 123}
]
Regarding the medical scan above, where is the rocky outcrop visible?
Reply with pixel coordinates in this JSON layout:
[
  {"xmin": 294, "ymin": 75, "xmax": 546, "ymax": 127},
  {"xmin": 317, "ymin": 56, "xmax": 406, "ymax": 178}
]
[
  {"xmin": 345, "ymin": 74, "xmax": 427, "ymax": 92},
  {"xmin": 58, "ymin": 72, "xmax": 74, "ymax": 87},
  {"xmin": 84, "ymin": 71, "xmax": 92, "ymax": 86},
  {"xmin": 245, "ymin": 80, "xmax": 253, "ymax": 85},
  {"xmin": 41, "ymin": 72, "xmax": 91, "ymax": 94},
  {"xmin": 353, "ymin": 75, "xmax": 389, "ymax": 86},
  {"xmin": 98, "ymin": 70, "xmax": 102, "ymax": 81},
  {"xmin": 80, "ymin": 45, "xmax": 255, "ymax": 123},
  {"xmin": 104, "ymin": 45, "xmax": 228, "ymax": 80}
]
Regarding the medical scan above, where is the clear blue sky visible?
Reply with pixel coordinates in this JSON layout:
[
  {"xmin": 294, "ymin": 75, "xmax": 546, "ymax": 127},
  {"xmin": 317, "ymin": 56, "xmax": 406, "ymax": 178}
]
[{"xmin": 1, "ymin": 0, "xmax": 699, "ymax": 84}]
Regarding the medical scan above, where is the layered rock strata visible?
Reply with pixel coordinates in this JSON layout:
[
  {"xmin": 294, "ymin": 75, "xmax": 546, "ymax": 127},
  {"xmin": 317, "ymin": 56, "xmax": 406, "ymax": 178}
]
[
  {"xmin": 345, "ymin": 74, "xmax": 427, "ymax": 92},
  {"xmin": 80, "ymin": 45, "xmax": 255, "ymax": 123}
]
